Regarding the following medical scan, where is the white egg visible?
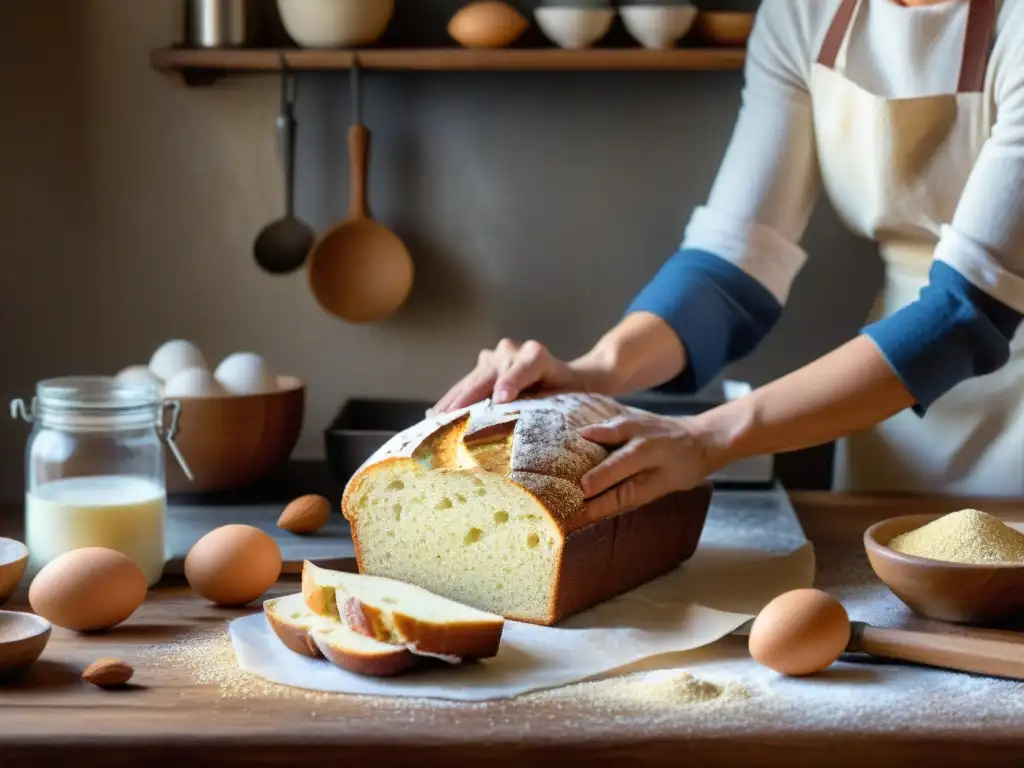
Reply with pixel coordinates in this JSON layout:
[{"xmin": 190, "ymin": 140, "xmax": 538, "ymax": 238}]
[
  {"xmin": 214, "ymin": 352, "xmax": 278, "ymax": 395},
  {"xmin": 163, "ymin": 367, "xmax": 226, "ymax": 398},
  {"xmin": 149, "ymin": 340, "xmax": 208, "ymax": 381},
  {"xmin": 116, "ymin": 365, "xmax": 164, "ymax": 393}
]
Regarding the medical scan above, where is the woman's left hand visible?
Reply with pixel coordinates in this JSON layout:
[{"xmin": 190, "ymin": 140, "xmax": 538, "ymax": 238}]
[{"xmin": 577, "ymin": 413, "xmax": 713, "ymax": 521}]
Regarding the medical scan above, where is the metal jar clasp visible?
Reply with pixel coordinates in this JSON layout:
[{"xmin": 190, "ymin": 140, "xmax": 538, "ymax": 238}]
[{"xmin": 160, "ymin": 400, "xmax": 193, "ymax": 482}]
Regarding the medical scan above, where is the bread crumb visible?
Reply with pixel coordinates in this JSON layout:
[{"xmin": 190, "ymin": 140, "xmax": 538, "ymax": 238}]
[{"xmin": 141, "ymin": 627, "xmax": 344, "ymax": 703}]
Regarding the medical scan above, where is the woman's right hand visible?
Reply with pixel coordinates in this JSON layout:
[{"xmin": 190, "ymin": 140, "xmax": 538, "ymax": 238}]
[{"xmin": 431, "ymin": 339, "xmax": 598, "ymax": 415}]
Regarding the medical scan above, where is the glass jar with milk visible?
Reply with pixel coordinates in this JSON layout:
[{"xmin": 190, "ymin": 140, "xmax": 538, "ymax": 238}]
[{"xmin": 10, "ymin": 376, "xmax": 191, "ymax": 587}]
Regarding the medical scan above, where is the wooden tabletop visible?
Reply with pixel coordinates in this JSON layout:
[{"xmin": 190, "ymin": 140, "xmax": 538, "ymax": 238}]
[{"xmin": 2, "ymin": 492, "xmax": 1024, "ymax": 767}]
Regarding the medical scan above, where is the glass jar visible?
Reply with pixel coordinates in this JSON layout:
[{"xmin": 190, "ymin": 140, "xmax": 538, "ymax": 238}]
[{"xmin": 10, "ymin": 376, "xmax": 191, "ymax": 587}]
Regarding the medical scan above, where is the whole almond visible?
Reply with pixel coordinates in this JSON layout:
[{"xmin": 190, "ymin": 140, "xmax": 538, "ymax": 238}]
[
  {"xmin": 277, "ymin": 494, "xmax": 331, "ymax": 535},
  {"xmin": 82, "ymin": 658, "xmax": 134, "ymax": 688}
]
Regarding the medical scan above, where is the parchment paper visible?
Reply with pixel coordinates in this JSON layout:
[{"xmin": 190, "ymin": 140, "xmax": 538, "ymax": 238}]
[{"xmin": 229, "ymin": 487, "xmax": 816, "ymax": 701}]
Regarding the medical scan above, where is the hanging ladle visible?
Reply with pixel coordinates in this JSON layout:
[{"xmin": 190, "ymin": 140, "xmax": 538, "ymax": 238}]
[
  {"xmin": 306, "ymin": 57, "xmax": 414, "ymax": 323},
  {"xmin": 253, "ymin": 57, "xmax": 316, "ymax": 275}
]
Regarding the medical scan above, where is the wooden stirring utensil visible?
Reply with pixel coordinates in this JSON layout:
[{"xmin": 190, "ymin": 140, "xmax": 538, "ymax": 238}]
[
  {"xmin": 306, "ymin": 58, "xmax": 414, "ymax": 323},
  {"xmin": 745, "ymin": 588, "xmax": 1024, "ymax": 680}
]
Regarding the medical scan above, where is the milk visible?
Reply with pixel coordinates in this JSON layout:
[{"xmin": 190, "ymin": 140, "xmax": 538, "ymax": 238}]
[{"xmin": 25, "ymin": 475, "xmax": 167, "ymax": 587}]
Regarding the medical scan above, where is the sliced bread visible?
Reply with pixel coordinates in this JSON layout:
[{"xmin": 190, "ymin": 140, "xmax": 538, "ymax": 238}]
[
  {"xmin": 301, "ymin": 561, "xmax": 504, "ymax": 660},
  {"xmin": 264, "ymin": 592, "xmax": 420, "ymax": 677}
]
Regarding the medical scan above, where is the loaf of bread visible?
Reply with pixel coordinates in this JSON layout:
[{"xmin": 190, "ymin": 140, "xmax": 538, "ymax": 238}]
[
  {"xmin": 264, "ymin": 593, "xmax": 420, "ymax": 677},
  {"xmin": 342, "ymin": 393, "xmax": 713, "ymax": 626}
]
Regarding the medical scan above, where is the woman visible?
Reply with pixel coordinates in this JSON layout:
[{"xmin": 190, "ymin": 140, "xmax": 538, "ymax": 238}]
[{"xmin": 433, "ymin": 0, "xmax": 1024, "ymax": 520}]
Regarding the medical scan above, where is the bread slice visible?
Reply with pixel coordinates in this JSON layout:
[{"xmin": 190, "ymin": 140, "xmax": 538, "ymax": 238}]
[
  {"xmin": 301, "ymin": 561, "xmax": 504, "ymax": 660},
  {"xmin": 264, "ymin": 592, "xmax": 420, "ymax": 677},
  {"xmin": 341, "ymin": 393, "xmax": 713, "ymax": 625}
]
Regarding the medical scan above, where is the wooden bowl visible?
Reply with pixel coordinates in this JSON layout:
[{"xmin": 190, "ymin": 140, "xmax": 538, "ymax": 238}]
[
  {"xmin": 0, "ymin": 611, "xmax": 50, "ymax": 677},
  {"xmin": 166, "ymin": 376, "xmax": 305, "ymax": 495},
  {"xmin": 690, "ymin": 11, "xmax": 754, "ymax": 46},
  {"xmin": 0, "ymin": 539, "xmax": 29, "ymax": 608},
  {"xmin": 864, "ymin": 514, "xmax": 1024, "ymax": 625}
]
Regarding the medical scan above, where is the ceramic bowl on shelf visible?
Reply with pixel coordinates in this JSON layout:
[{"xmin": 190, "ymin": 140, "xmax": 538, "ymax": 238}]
[
  {"xmin": 276, "ymin": 0, "xmax": 395, "ymax": 48},
  {"xmin": 864, "ymin": 514, "xmax": 1024, "ymax": 625},
  {"xmin": 619, "ymin": 3, "xmax": 698, "ymax": 50},
  {"xmin": 535, "ymin": 6, "xmax": 616, "ymax": 50},
  {"xmin": 165, "ymin": 376, "xmax": 306, "ymax": 495},
  {"xmin": 691, "ymin": 11, "xmax": 755, "ymax": 47}
]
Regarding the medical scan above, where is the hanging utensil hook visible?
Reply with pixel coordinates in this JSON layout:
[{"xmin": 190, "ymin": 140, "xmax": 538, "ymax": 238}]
[
  {"xmin": 351, "ymin": 54, "xmax": 361, "ymax": 124},
  {"xmin": 279, "ymin": 53, "xmax": 296, "ymax": 112}
]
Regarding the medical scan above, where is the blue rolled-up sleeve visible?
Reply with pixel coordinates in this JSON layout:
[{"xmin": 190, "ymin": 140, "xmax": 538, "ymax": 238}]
[
  {"xmin": 863, "ymin": 260, "xmax": 1024, "ymax": 416},
  {"xmin": 625, "ymin": 248, "xmax": 784, "ymax": 393}
]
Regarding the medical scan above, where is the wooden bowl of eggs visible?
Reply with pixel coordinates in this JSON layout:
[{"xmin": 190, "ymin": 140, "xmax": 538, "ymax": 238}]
[{"xmin": 117, "ymin": 341, "xmax": 305, "ymax": 495}]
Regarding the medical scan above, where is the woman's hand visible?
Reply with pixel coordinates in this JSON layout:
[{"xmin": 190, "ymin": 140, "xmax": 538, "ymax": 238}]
[
  {"xmin": 431, "ymin": 339, "xmax": 607, "ymax": 414},
  {"xmin": 431, "ymin": 313, "xmax": 688, "ymax": 415},
  {"xmin": 577, "ymin": 413, "xmax": 713, "ymax": 521}
]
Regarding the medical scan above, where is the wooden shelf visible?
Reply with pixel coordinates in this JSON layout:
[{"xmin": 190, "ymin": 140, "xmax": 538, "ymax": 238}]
[{"xmin": 151, "ymin": 47, "xmax": 746, "ymax": 84}]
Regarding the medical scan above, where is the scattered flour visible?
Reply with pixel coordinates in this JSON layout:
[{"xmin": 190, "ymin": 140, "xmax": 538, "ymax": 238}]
[
  {"xmin": 526, "ymin": 670, "xmax": 751, "ymax": 711},
  {"xmin": 139, "ymin": 502, "xmax": 1024, "ymax": 735}
]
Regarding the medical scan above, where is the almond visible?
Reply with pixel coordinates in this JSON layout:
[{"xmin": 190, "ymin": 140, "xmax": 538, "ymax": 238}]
[
  {"xmin": 278, "ymin": 494, "xmax": 331, "ymax": 535},
  {"xmin": 82, "ymin": 658, "xmax": 134, "ymax": 688}
]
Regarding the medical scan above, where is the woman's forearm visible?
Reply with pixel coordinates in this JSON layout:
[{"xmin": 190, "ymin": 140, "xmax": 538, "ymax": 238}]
[
  {"xmin": 695, "ymin": 335, "xmax": 917, "ymax": 471},
  {"xmin": 571, "ymin": 311, "xmax": 688, "ymax": 396}
]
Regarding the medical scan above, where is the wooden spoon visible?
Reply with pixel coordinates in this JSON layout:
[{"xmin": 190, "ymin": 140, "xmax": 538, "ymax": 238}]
[
  {"xmin": 0, "ymin": 611, "xmax": 51, "ymax": 677},
  {"xmin": 306, "ymin": 61, "xmax": 414, "ymax": 323}
]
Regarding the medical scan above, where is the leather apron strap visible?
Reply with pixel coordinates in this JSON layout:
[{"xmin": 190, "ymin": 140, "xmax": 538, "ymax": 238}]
[{"xmin": 816, "ymin": 0, "xmax": 997, "ymax": 93}]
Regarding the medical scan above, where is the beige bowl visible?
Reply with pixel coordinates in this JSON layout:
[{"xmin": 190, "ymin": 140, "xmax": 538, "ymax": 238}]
[
  {"xmin": 864, "ymin": 514, "xmax": 1024, "ymax": 625},
  {"xmin": 166, "ymin": 376, "xmax": 305, "ymax": 495},
  {"xmin": 0, "ymin": 611, "xmax": 50, "ymax": 677},
  {"xmin": 0, "ymin": 539, "xmax": 28, "ymax": 608},
  {"xmin": 277, "ymin": 0, "xmax": 395, "ymax": 48},
  {"xmin": 620, "ymin": 4, "xmax": 698, "ymax": 50}
]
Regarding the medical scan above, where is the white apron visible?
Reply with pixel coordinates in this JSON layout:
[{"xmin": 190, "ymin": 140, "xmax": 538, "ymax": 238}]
[{"xmin": 811, "ymin": 0, "xmax": 1024, "ymax": 496}]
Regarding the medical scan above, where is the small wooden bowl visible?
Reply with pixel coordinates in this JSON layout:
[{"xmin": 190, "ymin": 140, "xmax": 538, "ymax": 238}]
[
  {"xmin": 864, "ymin": 514, "xmax": 1024, "ymax": 625},
  {"xmin": 166, "ymin": 376, "xmax": 305, "ymax": 495},
  {"xmin": 690, "ymin": 11, "xmax": 754, "ymax": 47},
  {"xmin": 0, "ymin": 539, "xmax": 29, "ymax": 608},
  {"xmin": 0, "ymin": 611, "xmax": 51, "ymax": 676}
]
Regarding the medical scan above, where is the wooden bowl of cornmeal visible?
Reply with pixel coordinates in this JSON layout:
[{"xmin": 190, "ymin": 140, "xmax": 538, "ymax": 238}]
[{"xmin": 864, "ymin": 510, "xmax": 1024, "ymax": 625}]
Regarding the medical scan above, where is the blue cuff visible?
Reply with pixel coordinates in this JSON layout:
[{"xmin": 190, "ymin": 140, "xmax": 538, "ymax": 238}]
[
  {"xmin": 625, "ymin": 249, "xmax": 783, "ymax": 393},
  {"xmin": 863, "ymin": 260, "xmax": 1024, "ymax": 416}
]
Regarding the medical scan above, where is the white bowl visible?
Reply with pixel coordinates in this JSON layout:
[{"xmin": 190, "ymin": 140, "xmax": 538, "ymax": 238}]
[
  {"xmin": 535, "ymin": 7, "xmax": 616, "ymax": 50},
  {"xmin": 620, "ymin": 4, "xmax": 698, "ymax": 50},
  {"xmin": 276, "ymin": 0, "xmax": 395, "ymax": 48}
]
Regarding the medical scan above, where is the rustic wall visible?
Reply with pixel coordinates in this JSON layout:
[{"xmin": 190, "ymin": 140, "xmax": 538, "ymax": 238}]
[{"xmin": 0, "ymin": 0, "xmax": 881, "ymax": 502}]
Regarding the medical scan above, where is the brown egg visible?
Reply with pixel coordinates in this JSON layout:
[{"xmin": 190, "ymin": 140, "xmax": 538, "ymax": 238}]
[
  {"xmin": 28, "ymin": 547, "xmax": 147, "ymax": 632},
  {"xmin": 748, "ymin": 588, "xmax": 851, "ymax": 676},
  {"xmin": 185, "ymin": 524, "xmax": 282, "ymax": 606},
  {"xmin": 448, "ymin": 1, "xmax": 529, "ymax": 48}
]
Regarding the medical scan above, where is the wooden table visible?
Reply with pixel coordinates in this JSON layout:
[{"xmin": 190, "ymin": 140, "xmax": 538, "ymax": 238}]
[{"xmin": 2, "ymin": 492, "xmax": 1024, "ymax": 767}]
